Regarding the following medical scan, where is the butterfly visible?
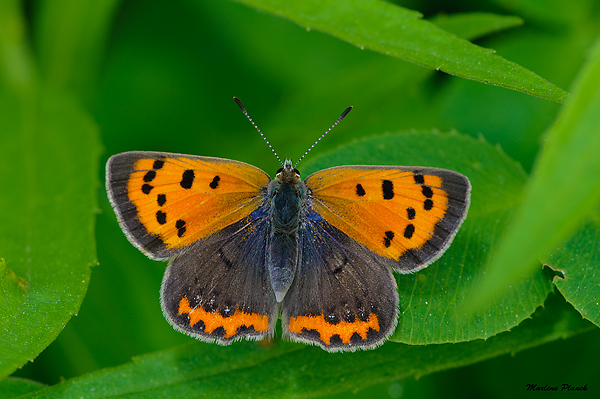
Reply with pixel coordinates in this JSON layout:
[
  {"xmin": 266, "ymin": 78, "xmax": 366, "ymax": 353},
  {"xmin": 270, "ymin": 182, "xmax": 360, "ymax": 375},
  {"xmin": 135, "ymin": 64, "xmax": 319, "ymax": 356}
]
[{"xmin": 106, "ymin": 98, "xmax": 471, "ymax": 352}]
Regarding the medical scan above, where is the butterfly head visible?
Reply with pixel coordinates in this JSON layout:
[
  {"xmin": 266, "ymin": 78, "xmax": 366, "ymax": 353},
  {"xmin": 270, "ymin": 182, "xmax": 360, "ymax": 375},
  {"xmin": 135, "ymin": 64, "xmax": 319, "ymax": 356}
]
[{"xmin": 276, "ymin": 158, "xmax": 301, "ymax": 184}]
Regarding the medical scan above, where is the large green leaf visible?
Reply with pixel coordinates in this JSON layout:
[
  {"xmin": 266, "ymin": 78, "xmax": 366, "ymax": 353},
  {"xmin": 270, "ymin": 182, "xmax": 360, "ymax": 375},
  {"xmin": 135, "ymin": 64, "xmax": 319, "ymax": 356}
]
[
  {"xmin": 0, "ymin": 88, "xmax": 100, "ymax": 378},
  {"xmin": 0, "ymin": 377, "xmax": 45, "ymax": 398},
  {"xmin": 472, "ymin": 36, "xmax": 600, "ymax": 309},
  {"xmin": 545, "ymin": 222, "xmax": 600, "ymax": 328},
  {"xmin": 233, "ymin": 0, "xmax": 568, "ymax": 102},
  {"xmin": 0, "ymin": 0, "xmax": 101, "ymax": 379},
  {"xmin": 12, "ymin": 293, "xmax": 592, "ymax": 398}
]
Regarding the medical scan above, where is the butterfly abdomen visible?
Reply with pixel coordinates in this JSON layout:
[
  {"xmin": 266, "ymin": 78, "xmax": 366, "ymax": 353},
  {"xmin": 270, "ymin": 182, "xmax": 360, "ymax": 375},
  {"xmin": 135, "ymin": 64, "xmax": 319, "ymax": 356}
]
[{"xmin": 267, "ymin": 173, "xmax": 305, "ymax": 302}]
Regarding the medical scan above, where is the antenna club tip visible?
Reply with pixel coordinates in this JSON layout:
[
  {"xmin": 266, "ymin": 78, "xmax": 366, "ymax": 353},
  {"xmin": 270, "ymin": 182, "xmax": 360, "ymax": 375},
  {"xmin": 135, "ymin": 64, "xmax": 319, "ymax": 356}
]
[
  {"xmin": 340, "ymin": 106, "xmax": 353, "ymax": 119},
  {"xmin": 233, "ymin": 97, "xmax": 246, "ymax": 111}
]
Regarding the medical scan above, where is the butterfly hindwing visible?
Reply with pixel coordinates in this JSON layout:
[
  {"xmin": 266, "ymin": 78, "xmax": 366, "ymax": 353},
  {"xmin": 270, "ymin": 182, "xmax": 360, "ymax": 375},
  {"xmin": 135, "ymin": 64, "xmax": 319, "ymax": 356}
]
[
  {"xmin": 106, "ymin": 151, "xmax": 270, "ymax": 259},
  {"xmin": 161, "ymin": 206, "xmax": 278, "ymax": 344},
  {"xmin": 305, "ymin": 165, "xmax": 471, "ymax": 273},
  {"xmin": 282, "ymin": 207, "xmax": 399, "ymax": 351}
]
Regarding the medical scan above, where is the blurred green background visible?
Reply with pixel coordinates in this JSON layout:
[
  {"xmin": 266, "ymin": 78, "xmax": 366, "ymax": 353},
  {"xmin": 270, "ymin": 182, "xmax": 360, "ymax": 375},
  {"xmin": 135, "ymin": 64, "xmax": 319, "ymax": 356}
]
[{"xmin": 5, "ymin": 0, "xmax": 600, "ymax": 397}]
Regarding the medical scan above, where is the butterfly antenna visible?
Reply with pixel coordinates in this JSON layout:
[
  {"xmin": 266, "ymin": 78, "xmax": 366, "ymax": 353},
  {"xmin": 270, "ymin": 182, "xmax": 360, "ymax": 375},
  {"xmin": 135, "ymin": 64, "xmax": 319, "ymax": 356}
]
[
  {"xmin": 294, "ymin": 106, "xmax": 353, "ymax": 168},
  {"xmin": 234, "ymin": 97, "xmax": 284, "ymax": 167}
]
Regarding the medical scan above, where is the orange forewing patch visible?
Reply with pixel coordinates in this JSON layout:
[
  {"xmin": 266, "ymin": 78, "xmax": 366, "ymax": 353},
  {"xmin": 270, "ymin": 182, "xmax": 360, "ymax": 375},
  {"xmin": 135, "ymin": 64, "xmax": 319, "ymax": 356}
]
[
  {"xmin": 306, "ymin": 167, "xmax": 448, "ymax": 260},
  {"xmin": 126, "ymin": 157, "xmax": 269, "ymax": 249},
  {"xmin": 178, "ymin": 297, "xmax": 269, "ymax": 339},
  {"xmin": 288, "ymin": 313, "xmax": 380, "ymax": 345}
]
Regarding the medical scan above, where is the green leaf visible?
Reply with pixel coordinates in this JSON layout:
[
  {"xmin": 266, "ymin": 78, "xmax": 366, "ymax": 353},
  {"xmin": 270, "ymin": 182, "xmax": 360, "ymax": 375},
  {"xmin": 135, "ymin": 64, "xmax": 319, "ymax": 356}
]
[
  {"xmin": 471, "ymin": 35, "xmax": 600, "ymax": 309},
  {"xmin": 430, "ymin": 12, "xmax": 523, "ymax": 40},
  {"xmin": 0, "ymin": 0, "xmax": 36, "ymax": 92},
  {"xmin": 259, "ymin": 11, "xmax": 526, "ymax": 156},
  {"xmin": 13, "ymin": 293, "xmax": 591, "ymax": 399},
  {"xmin": 34, "ymin": 0, "xmax": 121, "ymax": 99},
  {"xmin": 0, "ymin": 259, "xmax": 28, "ymax": 326},
  {"xmin": 305, "ymin": 130, "xmax": 552, "ymax": 344},
  {"xmin": 491, "ymin": 0, "xmax": 597, "ymax": 26},
  {"xmin": 0, "ymin": 87, "xmax": 100, "ymax": 377},
  {"xmin": 233, "ymin": 0, "xmax": 568, "ymax": 103},
  {"xmin": 0, "ymin": 377, "xmax": 45, "ymax": 398},
  {"xmin": 0, "ymin": 0, "xmax": 102, "ymax": 379},
  {"xmin": 545, "ymin": 222, "xmax": 600, "ymax": 327}
]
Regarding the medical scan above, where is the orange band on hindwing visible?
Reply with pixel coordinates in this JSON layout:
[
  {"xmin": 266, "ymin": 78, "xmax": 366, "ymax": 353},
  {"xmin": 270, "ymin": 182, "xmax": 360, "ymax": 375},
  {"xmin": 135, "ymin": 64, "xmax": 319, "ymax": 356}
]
[
  {"xmin": 288, "ymin": 313, "xmax": 380, "ymax": 345},
  {"xmin": 178, "ymin": 297, "xmax": 269, "ymax": 339}
]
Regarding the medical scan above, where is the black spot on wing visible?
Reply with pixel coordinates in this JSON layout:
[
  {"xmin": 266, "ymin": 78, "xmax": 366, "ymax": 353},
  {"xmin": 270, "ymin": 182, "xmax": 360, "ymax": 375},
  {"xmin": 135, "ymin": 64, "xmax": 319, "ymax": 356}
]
[
  {"xmin": 209, "ymin": 175, "xmax": 220, "ymax": 189},
  {"xmin": 422, "ymin": 186, "xmax": 433, "ymax": 198},
  {"xmin": 153, "ymin": 160, "xmax": 164, "ymax": 169},
  {"xmin": 176, "ymin": 219, "xmax": 186, "ymax": 237},
  {"xmin": 382, "ymin": 180, "xmax": 394, "ymax": 200},
  {"xmin": 143, "ymin": 170, "xmax": 156, "ymax": 182},
  {"xmin": 383, "ymin": 230, "xmax": 395, "ymax": 247},
  {"xmin": 424, "ymin": 199, "xmax": 433, "ymax": 211},
  {"xmin": 181, "ymin": 170, "xmax": 195, "ymax": 189},
  {"xmin": 404, "ymin": 224, "xmax": 415, "ymax": 239},
  {"xmin": 142, "ymin": 184, "xmax": 153, "ymax": 194},
  {"xmin": 356, "ymin": 184, "xmax": 366, "ymax": 197}
]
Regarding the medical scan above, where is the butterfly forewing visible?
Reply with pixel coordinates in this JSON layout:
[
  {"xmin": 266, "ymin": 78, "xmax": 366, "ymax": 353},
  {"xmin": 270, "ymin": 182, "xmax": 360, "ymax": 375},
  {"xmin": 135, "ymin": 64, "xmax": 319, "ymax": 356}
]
[
  {"xmin": 305, "ymin": 165, "xmax": 471, "ymax": 273},
  {"xmin": 106, "ymin": 151, "xmax": 270, "ymax": 259}
]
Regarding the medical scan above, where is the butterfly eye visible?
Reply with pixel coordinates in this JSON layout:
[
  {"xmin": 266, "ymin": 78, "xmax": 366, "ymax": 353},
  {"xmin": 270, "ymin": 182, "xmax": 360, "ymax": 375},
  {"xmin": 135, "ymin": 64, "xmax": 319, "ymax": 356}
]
[
  {"xmin": 276, "ymin": 167, "xmax": 284, "ymax": 175},
  {"xmin": 293, "ymin": 168, "xmax": 300, "ymax": 176}
]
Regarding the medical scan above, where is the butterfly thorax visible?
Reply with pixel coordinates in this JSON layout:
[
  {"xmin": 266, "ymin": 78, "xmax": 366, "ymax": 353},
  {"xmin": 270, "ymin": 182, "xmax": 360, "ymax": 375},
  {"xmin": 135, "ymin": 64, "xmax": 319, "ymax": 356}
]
[
  {"xmin": 271, "ymin": 159, "xmax": 303, "ymax": 230},
  {"xmin": 267, "ymin": 159, "xmax": 306, "ymax": 302}
]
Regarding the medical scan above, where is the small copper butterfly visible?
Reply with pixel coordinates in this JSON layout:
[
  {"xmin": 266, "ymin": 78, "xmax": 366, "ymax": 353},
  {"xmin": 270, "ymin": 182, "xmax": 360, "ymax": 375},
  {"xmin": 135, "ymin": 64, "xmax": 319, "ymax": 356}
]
[{"xmin": 106, "ymin": 98, "xmax": 471, "ymax": 352}]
